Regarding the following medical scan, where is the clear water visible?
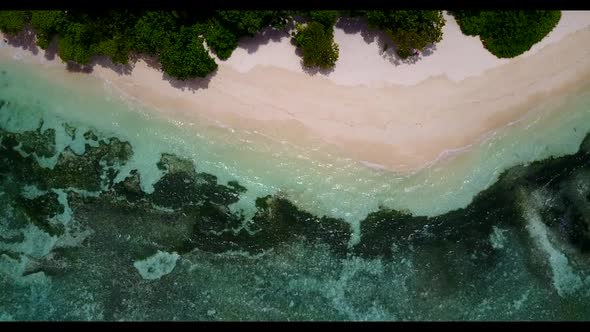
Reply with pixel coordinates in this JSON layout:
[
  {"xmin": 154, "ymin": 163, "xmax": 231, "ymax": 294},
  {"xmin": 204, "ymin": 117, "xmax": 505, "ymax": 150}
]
[{"xmin": 1, "ymin": 49, "xmax": 590, "ymax": 321}]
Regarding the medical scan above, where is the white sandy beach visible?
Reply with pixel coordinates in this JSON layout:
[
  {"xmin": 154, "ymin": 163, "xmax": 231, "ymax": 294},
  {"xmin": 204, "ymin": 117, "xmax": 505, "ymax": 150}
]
[{"xmin": 2, "ymin": 11, "xmax": 590, "ymax": 172}]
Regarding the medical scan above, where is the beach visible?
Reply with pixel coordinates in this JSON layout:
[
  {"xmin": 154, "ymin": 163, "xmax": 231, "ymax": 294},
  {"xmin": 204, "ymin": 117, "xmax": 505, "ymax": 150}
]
[
  {"xmin": 2, "ymin": 12, "xmax": 590, "ymax": 172},
  {"xmin": 3, "ymin": 12, "xmax": 590, "ymax": 320}
]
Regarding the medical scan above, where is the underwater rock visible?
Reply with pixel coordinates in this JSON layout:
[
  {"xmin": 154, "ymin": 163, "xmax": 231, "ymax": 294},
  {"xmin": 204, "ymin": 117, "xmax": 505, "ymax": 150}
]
[
  {"xmin": 3, "ymin": 114, "xmax": 590, "ymax": 320},
  {"xmin": 0, "ymin": 123, "xmax": 56, "ymax": 159},
  {"xmin": 48, "ymin": 138, "xmax": 132, "ymax": 191},
  {"xmin": 150, "ymin": 154, "xmax": 244, "ymax": 209},
  {"xmin": 111, "ymin": 170, "xmax": 144, "ymax": 203},
  {"xmin": 248, "ymin": 195, "xmax": 352, "ymax": 255},
  {"xmin": 62, "ymin": 123, "xmax": 76, "ymax": 140},
  {"xmin": 14, "ymin": 191, "xmax": 65, "ymax": 237},
  {"xmin": 157, "ymin": 153, "xmax": 197, "ymax": 177},
  {"xmin": 83, "ymin": 130, "xmax": 98, "ymax": 142}
]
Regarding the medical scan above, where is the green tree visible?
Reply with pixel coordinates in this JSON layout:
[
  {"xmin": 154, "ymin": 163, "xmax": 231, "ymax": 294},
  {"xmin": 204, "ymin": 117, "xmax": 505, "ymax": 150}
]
[
  {"xmin": 56, "ymin": 21, "xmax": 92, "ymax": 64},
  {"xmin": 365, "ymin": 10, "xmax": 445, "ymax": 59},
  {"xmin": 29, "ymin": 10, "xmax": 66, "ymax": 49},
  {"xmin": 294, "ymin": 21, "xmax": 339, "ymax": 69},
  {"xmin": 309, "ymin": 10, "xmax": 339, "ymax": 31},
  {"xmin": 216, "ymin": 10, "xmax": 291, "ymax": 36},
  {"xmin": 133, "ymin": 11, "xmax": 177, "ymax": 55},
  {"xmin": 216, "ymin": 10, "xmax": 266, "ymax": 36},
  {"xmin": 204, "ymin": 19, "xmax": 238, "ymax": 60},
  {"xmin": 159, "ymin": 25, "xmax": 218, "ymax": 80},
  {"xmin": 0, "ymin": 10, "xmax": 29, "ymax": 35},
  {"xmin": 453, "ymin": 10, "xmax": 561, "ymax": 58}
]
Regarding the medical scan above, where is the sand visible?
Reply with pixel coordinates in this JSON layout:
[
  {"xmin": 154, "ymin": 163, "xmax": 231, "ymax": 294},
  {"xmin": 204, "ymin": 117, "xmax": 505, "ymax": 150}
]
[{"xmin": 2, "ymin": 11, "xmax": 590, "ymax": 172}]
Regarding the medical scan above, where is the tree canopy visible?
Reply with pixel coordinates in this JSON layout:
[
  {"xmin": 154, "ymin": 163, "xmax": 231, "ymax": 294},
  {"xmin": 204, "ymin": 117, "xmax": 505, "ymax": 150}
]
[
  {"xmin": 204, "ymin": 19, "xmax": 238, "ymax": 60},
  {"xmin": 0, "ymin": 10, "xmax": 28, "ymax": 35},
  {"xmin": 216, "ymin": 10, "xmax": 291, "ymax": 36},
  {"xmin": 309, "ymin": 10, "xmax": 339, "ymax": 31},
  {"xmin": 0, "ymin": 10, "xmax": 563, "ymax": 79},
  {"xmin": 294, "ymin": 21, "xmax": 339, "ymax": 69},
  {"xmin": 452, "ymin": 10, "xmax": 561, "ymax": 58},
  {"xmin": 365, "ymin": 10, "xmax": 445, "ymax": 59},
  {"xmin": 159, "ymin": 25, "xmax": 217, "ymax": 79}
]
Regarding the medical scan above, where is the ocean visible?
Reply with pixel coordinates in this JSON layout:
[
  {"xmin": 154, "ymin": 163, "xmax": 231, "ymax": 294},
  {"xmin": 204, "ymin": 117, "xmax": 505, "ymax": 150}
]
[{"xmin": 1, "ymin": 49, "xmax": 590, "ymax": 320}]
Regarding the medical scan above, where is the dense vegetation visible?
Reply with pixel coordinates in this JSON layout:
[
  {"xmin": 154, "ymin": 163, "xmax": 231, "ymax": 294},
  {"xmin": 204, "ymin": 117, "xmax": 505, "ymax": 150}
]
[
  {"xmin": 0, "ymin": 10, "xmax": 449, "ymax": 77},
  {"xmin": 0, "ymin": 10, "xmax": 292, "ymax": 79},
  {"xmin": 293, "ymin": 21, "xmax": 339, "ymax": 69},
  {"xmin": 0, "ymin": 10, "xmax": 562, "ymax": 79},
  {"xmin": 0, "ymin": 10, "xmax": 27, "ymax": 34},
  {"xmin": 364, "ymin": 10, "xmax": 445, "ymax": 58},
  {"xmin": 452, "ymin": 10, "xmax": 562, "ymax": 58}
]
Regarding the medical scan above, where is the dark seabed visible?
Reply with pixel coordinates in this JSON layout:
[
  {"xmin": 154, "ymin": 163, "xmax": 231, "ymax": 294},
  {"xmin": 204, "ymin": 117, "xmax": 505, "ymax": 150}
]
[
  {"xmin": 1, "ymin": 48, "xmax": 590, "ymax": 320},
  {"xmin": 1, "ymin": 96, "xmax": 590, "ymax": 320}
]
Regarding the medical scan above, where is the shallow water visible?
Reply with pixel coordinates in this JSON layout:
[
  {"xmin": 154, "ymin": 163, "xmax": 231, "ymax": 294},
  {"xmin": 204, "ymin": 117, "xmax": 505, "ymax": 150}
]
[{"xmin": 1, "ymin": 53, "xmax": 590, "ymax": 320}]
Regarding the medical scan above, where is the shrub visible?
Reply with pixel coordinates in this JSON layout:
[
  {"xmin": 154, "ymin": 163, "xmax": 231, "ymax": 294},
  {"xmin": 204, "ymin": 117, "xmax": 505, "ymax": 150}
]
[
  {"xmin": 453, "ymin": 10, "xmax": 561, "ymax": 58},
  {"xmin": 30, "ymin": 11, "xmax": 66, "ymax": 49},
  {"xmin": 0, "ymin": 10, "xmax": 29, "ymax": 35},
  {"xmin": 365, "ymin": 10, "xmax": 445, "ymax": 59},
  {"xmin": 309, "ymin": 11, "xmax": 339, "ymax": 31},
  {"xmin": 159, "ymin": 26, "xmax": 218, "ymax": 80},
  {"xmin": 204, "ymin": 19, "xmax": 238, "ymax": 60},
  {"xmin": 294, "ymin": 21, "xmax": 339, "ymax": 69}
]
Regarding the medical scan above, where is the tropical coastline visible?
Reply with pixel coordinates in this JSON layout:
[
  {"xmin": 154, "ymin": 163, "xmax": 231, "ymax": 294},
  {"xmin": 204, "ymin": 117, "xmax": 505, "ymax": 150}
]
[
  {"xmin": 2, "ymin": 9, "xmax": 590, "ymax": 321},
  {"xmin": 2, "ymin": 12, "xmax": 590, "ymax": 173}
]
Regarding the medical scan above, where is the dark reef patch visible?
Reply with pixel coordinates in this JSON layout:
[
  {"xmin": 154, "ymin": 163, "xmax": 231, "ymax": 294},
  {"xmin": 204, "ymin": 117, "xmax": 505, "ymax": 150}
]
[
  {"xmin": 14, "ymin": 191, "xmax": 64, "ymax": 237},
  {"xmin": 2, "ymin": 111, "xmax": 590, "ymax": 320},
  {"xmin": 62, "ymin": 123, "xmax": 76, "ymax": 140},
  {"xmin": 2, "ymin": 117, "xmax": 590, "ymax": 261}
]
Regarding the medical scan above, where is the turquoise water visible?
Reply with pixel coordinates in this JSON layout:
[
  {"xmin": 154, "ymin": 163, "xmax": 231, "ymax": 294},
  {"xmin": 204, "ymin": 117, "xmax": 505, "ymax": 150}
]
[
  {"xmin": 1, "ymin": 53, "xmax": 590, "ymax": 320},
  {"xmin": 3, "ymin": 54, "xmax": 590, "ymax": 237}
]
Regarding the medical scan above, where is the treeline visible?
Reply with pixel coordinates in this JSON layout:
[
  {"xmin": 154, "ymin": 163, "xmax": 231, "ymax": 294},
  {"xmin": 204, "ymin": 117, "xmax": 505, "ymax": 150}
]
[
  {"xmin": 0, "ymin": 10, "xmax": 561, "ymax": 80},
  {"xmin": 452, "ymin": 10, "xmax": 561, "ymax": 58},
  {"xmin": 0, "ymin": 10, "xmax": 448, "ymax": 79},
  {"xmin": 0, "ymin": 10, "xmax": 295, "ymax": 79}
]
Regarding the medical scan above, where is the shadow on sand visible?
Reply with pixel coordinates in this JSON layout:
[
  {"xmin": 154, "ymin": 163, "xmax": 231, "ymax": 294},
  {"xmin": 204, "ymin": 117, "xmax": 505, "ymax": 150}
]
[
  {"xmin": 335, "ymin": 16, "xmax": 438, "ymax": 66},
  {"xmin": 235, "ymin": 21, "xmax": 296, "ymax": 55},
  {"xmin": 3, "ymin": 27, "xmax": 215, "ymax": 93},
  {"xmin": 4, "ymin": 18, "xmax": 440, "ymax": 92},
  {"xmin": 127, "ymin": 53, "xmax": 215, "ymax": 92},
  {"xmin": 253, "ymin": 16, "xmax": 439, "ymax": 77},
  {"xmin": 4, "ymin": 25, "xmax": 40, "ymax": 56},
  {"xmin": 231, "ymin": 19, "xmax": 336, "ymax": 76}
]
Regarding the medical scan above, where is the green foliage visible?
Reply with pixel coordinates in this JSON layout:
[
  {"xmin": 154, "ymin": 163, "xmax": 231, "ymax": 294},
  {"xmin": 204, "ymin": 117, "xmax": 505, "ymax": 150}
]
[
  {"xmin": 365, "ymin": 10, "xmax": 445, "ymax": 59},
  {"xmin": 0, "ymin": 10, "xmax": 29, "ymax": 35},
  {"xmin": 217, "ymin": 10, "xmax": 266, "ymax": 36},
  {"xmin": 1, "ymin": 10, "xmax": 500, "ymax": 79},
  {"xmin": 216, "ymin": 10, "xmax": 291, "ymax": 36},
  {"xmin": 453, "ymin": 10, "xmax": 561, "ymax": 58},
  {"xmin": 309, "ymin": 10, "xmax": 339, "ymax": 31},
  {"xmin": 204, "ymin": 19, "xmax": 238, "ymax": 60},
  {"xmin": 1, "ymin": 10, "xmax": 219, "ymax": 80},
  {"xmin": 159, "ymin": 25, "xmax": 218, "ymax": 80},
  {"xmin": 30, "ymin": 11, "xmax": 65, "ymax": 49},
  {"xmin": 91, "ymin": 35, "xmax": 130, "ymax": 64},
  {"xmin": 132, "ymin": 11, "xmax": 177, "ymax": 55},
  {"xmin": 56, "ymin": 21, "xmax": 92, "ymax": 64},
  {"xmin": 203, "ymin": 10, "xmax": 292, "ymax": 60},
  {"xmin": 294, "ymin": 21, "xmax": 339, "ymax": 69}
]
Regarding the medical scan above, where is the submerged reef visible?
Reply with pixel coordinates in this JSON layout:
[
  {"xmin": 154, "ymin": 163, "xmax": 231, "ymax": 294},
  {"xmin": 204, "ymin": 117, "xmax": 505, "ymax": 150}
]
[{"xmin": 1, "ymin": 101, "xmax": 590, "ymax": 320}]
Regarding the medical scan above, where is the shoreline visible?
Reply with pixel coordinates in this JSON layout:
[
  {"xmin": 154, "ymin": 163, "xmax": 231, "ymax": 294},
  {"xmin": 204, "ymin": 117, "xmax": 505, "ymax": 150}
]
[{"xmin": 1, "ymin": 12, "xmax": 590, "ymax": 173}]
